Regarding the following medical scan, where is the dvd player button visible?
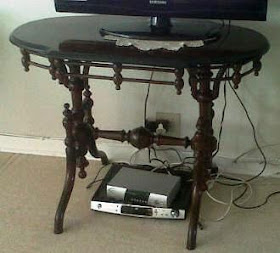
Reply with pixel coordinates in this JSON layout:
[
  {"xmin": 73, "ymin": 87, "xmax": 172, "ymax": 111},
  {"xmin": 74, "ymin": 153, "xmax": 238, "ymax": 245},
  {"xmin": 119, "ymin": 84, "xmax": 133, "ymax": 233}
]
[{"xmin": 170, "ymin": 210, "xmax": 179, "ymax": 217}]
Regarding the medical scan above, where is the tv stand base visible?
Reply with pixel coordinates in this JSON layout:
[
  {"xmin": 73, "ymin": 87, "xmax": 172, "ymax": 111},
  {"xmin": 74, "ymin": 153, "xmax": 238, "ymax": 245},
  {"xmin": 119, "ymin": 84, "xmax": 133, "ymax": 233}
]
[{"xmin": 100, "ymin": 18, "xmax": 222, "ymax": 42}]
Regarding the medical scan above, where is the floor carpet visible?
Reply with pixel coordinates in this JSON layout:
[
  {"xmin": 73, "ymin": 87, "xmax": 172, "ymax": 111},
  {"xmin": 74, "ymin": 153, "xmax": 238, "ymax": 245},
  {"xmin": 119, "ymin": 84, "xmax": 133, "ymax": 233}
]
[{"xmin": 0, "ymin": 152, "xmax": 279, "ymax": 253}]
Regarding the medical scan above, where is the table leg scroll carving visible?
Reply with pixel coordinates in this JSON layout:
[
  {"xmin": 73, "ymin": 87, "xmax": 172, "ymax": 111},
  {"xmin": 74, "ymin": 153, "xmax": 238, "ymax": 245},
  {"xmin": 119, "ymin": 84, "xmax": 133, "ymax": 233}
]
[{"xmin": 54, "ymin": 103, "xmax": 76, "ymax": 234}]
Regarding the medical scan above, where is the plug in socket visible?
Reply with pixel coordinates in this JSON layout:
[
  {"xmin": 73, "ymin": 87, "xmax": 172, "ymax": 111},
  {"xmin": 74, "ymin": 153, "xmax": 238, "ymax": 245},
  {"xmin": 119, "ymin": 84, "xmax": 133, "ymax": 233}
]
[{"xmin": 156, "ymin": 112, "xmax": 181, "ymax": 137}]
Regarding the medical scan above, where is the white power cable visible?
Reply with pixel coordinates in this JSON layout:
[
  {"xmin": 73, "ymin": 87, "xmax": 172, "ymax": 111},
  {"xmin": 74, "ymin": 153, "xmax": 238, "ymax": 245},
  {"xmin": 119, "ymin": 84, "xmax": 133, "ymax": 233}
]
[
  {"xmin": 206, "ymin": 190, "xmax": 228, "ymax": 206},
  {"xmin": 204, "ymin": 173, "xmax": 254, "ymax": 222},
  {"xmin": 216, "ymin": 189, "xmax": 234, "ymax": 221}
]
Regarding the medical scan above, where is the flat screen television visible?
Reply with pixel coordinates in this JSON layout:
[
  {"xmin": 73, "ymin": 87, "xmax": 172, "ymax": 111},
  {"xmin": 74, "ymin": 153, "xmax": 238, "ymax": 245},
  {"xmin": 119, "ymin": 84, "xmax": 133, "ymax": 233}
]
[
  {"xmin": 55, "ymin": 0, "xmax": 268, "ymax": 40},
  {"xmin": 55, "ymin": 0, "xmax": 268, "ymax": 21}
]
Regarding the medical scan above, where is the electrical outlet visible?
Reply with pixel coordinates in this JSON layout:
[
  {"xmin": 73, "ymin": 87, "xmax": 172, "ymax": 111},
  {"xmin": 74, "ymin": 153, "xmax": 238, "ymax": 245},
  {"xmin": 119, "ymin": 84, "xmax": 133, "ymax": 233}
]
[
  {"xmin": 156, "ymin": 112, "xmax": 181, "ymax": 137},
  {"xmin": 145, "ymin": 119, "xmax": 169, "ymax": 133}
]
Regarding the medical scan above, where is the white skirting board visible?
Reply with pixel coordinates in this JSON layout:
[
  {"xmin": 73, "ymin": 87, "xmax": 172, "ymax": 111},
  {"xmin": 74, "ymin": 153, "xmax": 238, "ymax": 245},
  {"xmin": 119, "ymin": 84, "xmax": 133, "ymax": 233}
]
[
  {"xmin": 0, "ymin": 134, "xmax": 279, "ymax": 177},
  {"xmin": 0, "ymin": 135, "xmax": 137, "ymax": 162}
]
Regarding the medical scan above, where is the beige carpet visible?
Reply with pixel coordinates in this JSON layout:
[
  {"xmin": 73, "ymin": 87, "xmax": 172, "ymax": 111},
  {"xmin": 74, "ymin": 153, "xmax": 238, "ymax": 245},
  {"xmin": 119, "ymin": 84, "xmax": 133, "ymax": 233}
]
[{"xmin": 0, "ymin": 152, "xmax": 279, "ymax": 253}]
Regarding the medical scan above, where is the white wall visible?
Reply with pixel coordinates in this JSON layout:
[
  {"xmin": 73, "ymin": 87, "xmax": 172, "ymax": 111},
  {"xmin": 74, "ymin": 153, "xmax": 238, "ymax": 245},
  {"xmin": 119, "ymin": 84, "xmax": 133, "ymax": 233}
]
[{"xmin": 0, "ymin": 1, "xmax": 280, "ymax": 167}]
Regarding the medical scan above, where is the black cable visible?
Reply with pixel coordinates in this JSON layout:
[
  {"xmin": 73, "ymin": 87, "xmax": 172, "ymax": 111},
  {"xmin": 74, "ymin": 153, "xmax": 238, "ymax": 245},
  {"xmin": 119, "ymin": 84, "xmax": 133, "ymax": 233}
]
[
  {"xmin": 220, "ymin": 175, "xmax": 241, "ymax": 182},
  {"xmin": 234, "ymin": 184, "xmax": 250, "ymax": 203},
  {"xmin": 161, "ymin": 147, "xmax": 183, "ymax": 162},
  {"xmin": 150, "ymin": 157, "xmax": 168, "ymax": 166},
  {"xmin": 211, "ymin": 171, "xmax": 280, "ymax": 210},
  {"xmin": 143, "ymin": 70, "xmax": 184, "ymax": 168},
  {"xmin": 86, "ymin": 164, "xmax": 110, "ymax": 189},
  {"xmin": 169, "ymin": 156, "xmax": 195, "ymax": 169},
  {"xmin": 144, "ymin": 71, "xmax": 155, "ymax": 126},
  {"xmin": 144, "ymin": 71, "xmax": 154, "ymax": 165},
  {"xmin": 144, "ymin": 83, "xmax": 151, "ymax": 126},
  {"xmin": 87, "ymin": 178, "xmax": 104, "ymax": 186},
  {"xmin": 211, "ymin": 172, "xmax": 247, "ymax": 187},
  {"xmin": 234, "ymin": 191, "xmax": 280, "ymax": 210},
  {"xmin": 151, "ymin": 147, "xmax": 183, "ymax": 163},
  {"xmin": 182, "ymin": 156, "xmax": 195, "ymax": 163},
  {"xmin": 217, "ymin": 20, "xmax": 231, "ymax": 50},
  {"xmin": 151, "ymin": 146, "xmax": 158, "ymax": 159},
  {"xmin": 149, "ymin": 147, "xmax": 168, "ymax": 167},
  {"xmin": 213, "ymin": 74, "xmax": 228, "ymax": 157},
  {"xmin": 226, "ymin": 79, "xmax": 280, "ymax": 209},
  {"xmin": 148, "ymin": 147, "xmax": 152, "ymax": 163},
  {"xmin": 171, "ymin": 163, "xmax": 193, "ymax": 171},
  {"xmin": 210, "ymin": 74, "xmax": 277, "ymax": 209},
  {"xmin": 228, "ymin": 80, "xmax": 267, "ymax": 183}
]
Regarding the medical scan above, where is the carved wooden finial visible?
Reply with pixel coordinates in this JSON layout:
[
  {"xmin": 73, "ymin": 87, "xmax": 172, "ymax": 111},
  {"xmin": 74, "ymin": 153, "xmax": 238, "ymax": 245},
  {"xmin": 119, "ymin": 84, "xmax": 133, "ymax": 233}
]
[
  {"xmin": 63, "ymin": 103, "xmax": 71, "ymax": 121},
  {"xmin": 83, "ymin": 65, "xmax": 90, "ymax": 88},
  {"xmin": 64, "ymin": 103, "xmax": 70, "ymax": 110},
  {"xmin": 63, "ymin": 103, "xmax": 71, "ymax": 129},
  {"xmin": 174, "ymin": 68, "xmax": 185, "ymax": 95},
  {"xmin": 83, "ymin": 87, "xmax": 95, "ymax": 126},
  {"xmin": 49, "ymin": 58, "xmax": 57, "ymax": 80},
  {"xmin": 82, "ymin": 65, "xmax": 95, "ymax": 126},
  {"xmin": 63, "ymin": 103, "xmax": 74, "ymax": 148},
  {"xmin": 20, "ymin": 49, "xmax": 30, "ymax": 72},
  {"xmin": 253, "ymin": 60, "xmax": 262, "ymax": 76},
  {"xmin": 232, "ymin": 64, "xmax": 242, "ymax": 89},
  {"xmin": 77, "ymin": 156, "xmax": 89, "ymax": 179},
  {"xmin": 113, "ymin": 63, "xmax": 123, "ymax": 90}
]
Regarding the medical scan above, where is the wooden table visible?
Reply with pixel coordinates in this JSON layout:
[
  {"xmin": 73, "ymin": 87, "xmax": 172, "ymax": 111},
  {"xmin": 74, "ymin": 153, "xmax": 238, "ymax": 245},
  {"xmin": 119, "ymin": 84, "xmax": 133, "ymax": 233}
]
[{"xmin": 10, "ymin": 16, "xmax": 269, "ymax": 250}]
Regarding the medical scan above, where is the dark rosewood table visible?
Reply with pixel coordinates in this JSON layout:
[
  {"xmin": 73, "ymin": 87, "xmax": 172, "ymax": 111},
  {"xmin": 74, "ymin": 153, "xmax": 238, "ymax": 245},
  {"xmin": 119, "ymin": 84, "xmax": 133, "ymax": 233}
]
[{"xmin": 10, "ymin": 16, "xmax": 269, "ymax": 250}]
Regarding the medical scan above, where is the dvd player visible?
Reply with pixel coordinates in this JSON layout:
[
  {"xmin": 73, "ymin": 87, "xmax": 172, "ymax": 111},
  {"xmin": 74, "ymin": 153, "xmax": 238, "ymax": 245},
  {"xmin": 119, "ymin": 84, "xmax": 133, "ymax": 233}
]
[
  {"xmin": 106, "ymin": 166, "xmax": 181, "ymax": 207},
  {"xmin": 91, "ymin": 201, "xmax": 185, "ymax": 219},
  {"xmin": 91, "ymin": 163, "xmax": 192, "ymax": 219}
]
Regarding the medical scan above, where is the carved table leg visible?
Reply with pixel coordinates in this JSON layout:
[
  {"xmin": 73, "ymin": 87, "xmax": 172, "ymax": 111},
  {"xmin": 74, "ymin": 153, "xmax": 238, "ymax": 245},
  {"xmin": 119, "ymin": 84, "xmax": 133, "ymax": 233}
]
[
  {"xmin": 54, "ymin": 104, "xmax": 76, "ymax": 234},
  {"xmin": 187, "ymin": 67, "xmax": 217, "ymax": 250},
  {"xmin": 54, "ymin": 65, "xmax": 88, "ymax": 233},
  {"xmin": 54, "ymin": 62, "xmax": 110, "ymax": 233}
]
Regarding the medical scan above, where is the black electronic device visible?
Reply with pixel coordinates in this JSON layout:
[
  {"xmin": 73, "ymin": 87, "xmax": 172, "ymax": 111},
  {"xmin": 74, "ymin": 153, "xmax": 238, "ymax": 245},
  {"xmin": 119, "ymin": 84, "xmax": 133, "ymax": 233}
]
[
  {"xmin": 91, "ymin": 164, "xmax": 192, "ymax": 219},
  {"xmin": 106, "ymin": 166, "xmax": 181, "ymax": 208},
  {"xmin": 55, "ymin": 0, "xmax": 268, "ymax": 21},
  {"xmin": 55, "ymin": 0, "xmax": 268, "ymax": 40}
]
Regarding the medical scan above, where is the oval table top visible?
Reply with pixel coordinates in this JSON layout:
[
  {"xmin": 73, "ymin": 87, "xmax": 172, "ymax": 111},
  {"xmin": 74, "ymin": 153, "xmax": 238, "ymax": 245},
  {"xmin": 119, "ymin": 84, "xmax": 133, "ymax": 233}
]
[{"xmin": 10, "ymin": 16, "xmax": 270, "ymax": 68}]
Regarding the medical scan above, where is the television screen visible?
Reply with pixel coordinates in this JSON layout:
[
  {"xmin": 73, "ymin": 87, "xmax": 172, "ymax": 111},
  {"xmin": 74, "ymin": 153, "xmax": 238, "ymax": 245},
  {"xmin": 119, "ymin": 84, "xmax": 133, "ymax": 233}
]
[{"xmin": 55, "ymin": 0, "xmax": 268, "ymax": 21}]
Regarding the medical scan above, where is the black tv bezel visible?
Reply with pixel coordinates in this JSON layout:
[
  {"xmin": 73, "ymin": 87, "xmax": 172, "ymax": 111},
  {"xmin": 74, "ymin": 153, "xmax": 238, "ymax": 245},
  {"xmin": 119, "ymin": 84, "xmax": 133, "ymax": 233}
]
[{"xmin": 54, "ymin": 0, "xmax": 268, "ymax": 21}]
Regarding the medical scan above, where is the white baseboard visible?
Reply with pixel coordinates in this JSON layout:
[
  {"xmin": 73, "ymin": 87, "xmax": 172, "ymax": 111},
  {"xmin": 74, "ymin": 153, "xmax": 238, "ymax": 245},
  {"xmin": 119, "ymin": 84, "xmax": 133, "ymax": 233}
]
[
  {"xmin": 0, "ymin": 135, "xmax": 66, "ymax": 157},
  {"xmin": 0, "ymin": 134, "xmax": 137, "ymax": 162},
  {"xmin": 0, "ymin": 135, "xmax": 279, "ymax": 177}
]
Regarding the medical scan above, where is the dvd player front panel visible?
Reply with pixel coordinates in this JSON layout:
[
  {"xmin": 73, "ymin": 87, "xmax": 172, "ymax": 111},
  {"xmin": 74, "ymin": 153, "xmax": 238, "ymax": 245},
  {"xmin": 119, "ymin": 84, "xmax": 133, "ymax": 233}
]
[{"xmin": 91, "ymin": 201, "xmax": 185, "ymax": 219}]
